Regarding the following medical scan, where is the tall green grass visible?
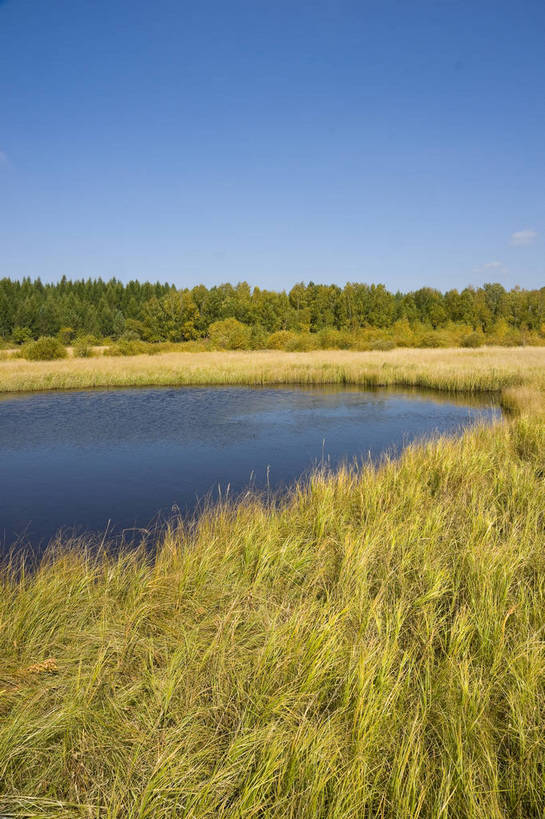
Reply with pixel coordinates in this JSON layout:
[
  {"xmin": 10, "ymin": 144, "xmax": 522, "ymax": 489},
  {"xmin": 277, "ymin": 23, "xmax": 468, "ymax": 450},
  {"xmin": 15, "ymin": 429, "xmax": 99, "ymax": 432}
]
[{"xmin": 2, "ymin": 415, "xmax": 545, "ymax": 817}]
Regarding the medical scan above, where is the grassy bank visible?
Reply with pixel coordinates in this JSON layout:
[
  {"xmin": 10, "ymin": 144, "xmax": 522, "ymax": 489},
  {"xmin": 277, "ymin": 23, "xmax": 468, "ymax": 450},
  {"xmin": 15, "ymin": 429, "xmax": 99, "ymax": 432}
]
[
  {"xmin": 2, "ymin": 414, "xmax": 545, "ymax": 817},
  {"xmin": 2, "ymin": 350, "xmax": 545, "ymax": 816},
  {"xmin": 1, "ymin": 346, "xmax": 545, "ymax": 396}
]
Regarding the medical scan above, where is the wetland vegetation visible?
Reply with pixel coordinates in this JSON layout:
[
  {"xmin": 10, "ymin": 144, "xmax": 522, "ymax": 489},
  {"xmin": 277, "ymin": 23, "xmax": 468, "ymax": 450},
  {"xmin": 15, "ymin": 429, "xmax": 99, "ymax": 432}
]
[
  {"xmin": 1, "ymin": 346, "xmax": 545, "ymax": 395},
  {"xmin": 1, "ymin": 344, "xmax": 545, "ymax": 816}
]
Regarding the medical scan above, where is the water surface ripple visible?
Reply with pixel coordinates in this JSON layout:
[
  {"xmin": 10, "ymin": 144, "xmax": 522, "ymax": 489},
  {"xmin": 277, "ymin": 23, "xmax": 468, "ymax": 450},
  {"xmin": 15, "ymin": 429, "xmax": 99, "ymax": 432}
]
[{"xmin": 0, "ymin": 385, "xmax": 500, "ymax": 552}]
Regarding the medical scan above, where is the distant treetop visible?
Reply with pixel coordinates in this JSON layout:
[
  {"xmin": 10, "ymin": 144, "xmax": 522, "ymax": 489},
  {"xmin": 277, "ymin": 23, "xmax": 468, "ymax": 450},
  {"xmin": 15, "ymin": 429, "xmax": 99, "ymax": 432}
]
[{"xmin": 1, "ymin": 277, "xmax": 544, "ymax": 343}]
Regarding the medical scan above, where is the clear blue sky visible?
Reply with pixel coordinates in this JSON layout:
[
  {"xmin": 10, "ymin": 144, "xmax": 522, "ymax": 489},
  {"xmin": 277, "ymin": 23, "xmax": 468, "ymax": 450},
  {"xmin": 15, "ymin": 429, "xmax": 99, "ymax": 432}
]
[{"xmin": 0, "ymin": 0, "xmax": 543, "ymax": 291}]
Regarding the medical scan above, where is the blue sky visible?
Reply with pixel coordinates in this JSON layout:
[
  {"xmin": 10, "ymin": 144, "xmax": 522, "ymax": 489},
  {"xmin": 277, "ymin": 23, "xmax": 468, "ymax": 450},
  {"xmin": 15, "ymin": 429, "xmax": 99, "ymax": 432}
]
[{"xmin": 0, "ymin": 0, "xmax": 543, "ymax": 291}]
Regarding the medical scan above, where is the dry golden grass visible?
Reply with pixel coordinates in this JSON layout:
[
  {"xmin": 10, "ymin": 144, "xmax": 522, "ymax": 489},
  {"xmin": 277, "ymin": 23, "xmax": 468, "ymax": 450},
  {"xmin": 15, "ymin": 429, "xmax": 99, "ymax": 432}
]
[{"xmin": 1, "ymin": 346, "xmax": 545, "ymax": 396}]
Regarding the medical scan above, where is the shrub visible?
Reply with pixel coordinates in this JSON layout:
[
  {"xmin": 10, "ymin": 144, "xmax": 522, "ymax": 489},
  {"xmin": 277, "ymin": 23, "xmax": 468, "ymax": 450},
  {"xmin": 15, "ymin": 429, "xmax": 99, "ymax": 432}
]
[
  {"xmin": 105, "ymin": 340, "xmax": 160, "ymax": 356},
  {"xmin": 104, "ymin": 345, "xmax": 123, "ymax": 357},
  {"xmin": 489, "ymin": 319, "xmax": 511, "ymax": 345},
  {"xmin": 369, "ymin": 338, "xmax": 396, "ymax": 351},
  {"xmin": 22, "ymin": 336, "xmax": 68, "ymax": 361},
  {"xmin": 266, "ymin": 331, "xmax": 320, "ymax": 351},
  {"xmin": 317, "ymin": 328, "xmax": 353, "ymax": 350},
  {"xmin": 461, "ymin": 332, "xmax": 484, "ymax": 348},
  {"xmin": 266, "ymin": 330, "xmax": 298, "ymax": 350},
  {"xmin": 418, "ymin": 333, "xmax": 442, "ymax": 348},
  {"xmin": 286, "ymin": 332, "xmax": 319, "ymax": 351},
  {"xmin": 156, "ymin": 339, "xmax": 210, "ymax": 353},
  {"xmin": 73, "ymin": 339, "xmax": 94, "ymax": 358},
  {"xmin": 391, "ymin": 319, "xmax": 415, "ymax": 347},
  {"xmin": 494, "ymin": 329, "xmax": 525, "ymax": 347},
  {"xmin": 208, "ymin": 318, "xmax": 252, "ymax": 350},
  {"xmin": 348, "ymin": 330, "xmax": 372, "ymax": 351}
]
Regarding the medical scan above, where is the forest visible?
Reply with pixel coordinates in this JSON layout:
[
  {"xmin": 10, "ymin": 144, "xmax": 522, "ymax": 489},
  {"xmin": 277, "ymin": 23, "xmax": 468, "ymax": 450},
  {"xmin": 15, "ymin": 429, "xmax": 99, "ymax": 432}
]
[{"xmin": 1, "ymin": 276, "xmax": 545, "ymax": 346}]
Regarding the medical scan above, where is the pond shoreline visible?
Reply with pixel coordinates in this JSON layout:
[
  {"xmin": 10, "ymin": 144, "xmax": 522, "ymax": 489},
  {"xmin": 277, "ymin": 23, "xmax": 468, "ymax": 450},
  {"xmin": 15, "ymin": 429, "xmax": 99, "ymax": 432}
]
[
  {"xmin": 0, "ymin": 384, "xmax": 500, "ymax": 552},
  {"xmin": 0, "ymin": 347, "xmax": 542, "ymax": 399}
]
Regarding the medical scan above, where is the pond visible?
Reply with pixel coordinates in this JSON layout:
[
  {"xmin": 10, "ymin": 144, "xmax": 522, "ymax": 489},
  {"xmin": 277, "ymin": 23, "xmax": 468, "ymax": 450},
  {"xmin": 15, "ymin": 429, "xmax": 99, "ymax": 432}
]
[{"xmin": 0, "ymin": 385, "xmax": 501, "ymax": 553}]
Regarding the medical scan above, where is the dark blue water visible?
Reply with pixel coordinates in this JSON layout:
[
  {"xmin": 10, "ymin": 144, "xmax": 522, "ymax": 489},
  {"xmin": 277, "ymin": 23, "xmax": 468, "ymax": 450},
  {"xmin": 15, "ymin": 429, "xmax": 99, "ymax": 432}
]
[{"xmin": 0, "ymin": 386, "xmax": 500, "ymax": 551}]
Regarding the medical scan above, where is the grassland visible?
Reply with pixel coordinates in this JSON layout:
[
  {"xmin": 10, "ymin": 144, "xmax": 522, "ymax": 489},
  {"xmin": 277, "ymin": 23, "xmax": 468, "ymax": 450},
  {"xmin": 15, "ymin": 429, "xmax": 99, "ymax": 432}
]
[
  {"xmin": 1, "ymin": 349, "xmax": 545, "ymax": 817},
  {"xmin": 1, "ymin": 346, "xmax": 545, "ymax": 396}
]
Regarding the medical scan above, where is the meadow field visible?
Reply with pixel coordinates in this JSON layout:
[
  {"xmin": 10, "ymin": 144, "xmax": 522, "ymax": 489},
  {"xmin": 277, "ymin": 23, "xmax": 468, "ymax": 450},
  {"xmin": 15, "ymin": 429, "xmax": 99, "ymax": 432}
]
[
  {"xmin": 2, "ymin": 346, "xmax": 545, "ymax": 396},
  {"xmin": 1, "ymin": 348, "xmax": 545, "ymax": 817}
]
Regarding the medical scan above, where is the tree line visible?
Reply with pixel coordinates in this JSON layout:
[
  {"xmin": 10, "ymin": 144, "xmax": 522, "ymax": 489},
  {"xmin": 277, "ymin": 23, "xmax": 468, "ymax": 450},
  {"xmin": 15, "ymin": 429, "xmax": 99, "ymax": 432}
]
[{"xmin": 1, "ymin": 276, "xmax": 545, "ymax": 343}]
